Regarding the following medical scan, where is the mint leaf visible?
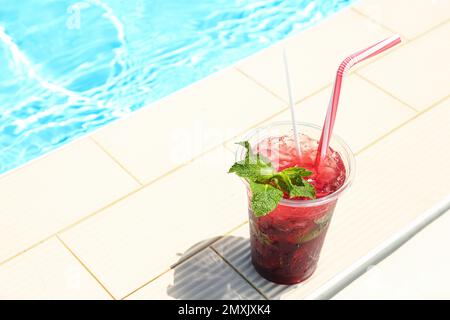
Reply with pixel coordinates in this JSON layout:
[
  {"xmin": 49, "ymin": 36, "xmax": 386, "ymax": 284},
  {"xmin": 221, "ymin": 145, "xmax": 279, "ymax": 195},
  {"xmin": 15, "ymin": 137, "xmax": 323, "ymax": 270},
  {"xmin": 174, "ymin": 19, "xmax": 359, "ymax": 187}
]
[
  {"xmin": 230, "ymin": 141, "xmax": 274, "ymax": 181},
  {"xmin": 271, "ymin": 171, "xmax": 292, "ymax": 193},
  {"xmin": 235, "ymin": 141, "xmax": 252, "ymax": 163},
  {"xmin": 272, "ymin": 170, "xmax": 315, "ymax": 199},
  {"xmin": 289, "ymin": 179, "xmax": 316, "ymax": 199},
  {"xmin": 302, "ymin": 180, "xmax": 316, "ymax": 198},
  {"xmin": 281, "ymin": 167, "xmax": 313, "ymax": 178},
  {"xmin": 235, "ymin": 141, "xmax": 271, "ymax": 166},
  {"xmin": 228, "ymin": 140, "xmax": 317, "ymax": 217},
  {"xmin": 228, "ymin": 162, "xmax": 274, "ymax": 180},
  {"xmin": 249, "ymin": 181, "xmax": 283, "ymax": 217},
  {"xmin": 280, "ymin": 166, "xmax": 313, "ymax": 191}
]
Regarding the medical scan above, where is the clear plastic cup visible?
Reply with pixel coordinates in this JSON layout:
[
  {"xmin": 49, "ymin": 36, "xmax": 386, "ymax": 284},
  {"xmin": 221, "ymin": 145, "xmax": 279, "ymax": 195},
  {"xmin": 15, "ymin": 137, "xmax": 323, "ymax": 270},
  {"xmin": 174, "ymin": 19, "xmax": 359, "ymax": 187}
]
[{"xmin": 236, "ymin": 122, "xmax": 355, "ymax": 284}]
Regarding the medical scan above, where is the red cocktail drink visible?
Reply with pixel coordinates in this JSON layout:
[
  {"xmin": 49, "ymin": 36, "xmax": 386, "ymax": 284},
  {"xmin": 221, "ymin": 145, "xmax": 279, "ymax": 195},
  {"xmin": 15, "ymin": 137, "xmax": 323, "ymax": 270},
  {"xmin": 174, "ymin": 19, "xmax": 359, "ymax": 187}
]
[{"xmin": 239, "ymin": 122, "xmax": 354, "ymax": 285}]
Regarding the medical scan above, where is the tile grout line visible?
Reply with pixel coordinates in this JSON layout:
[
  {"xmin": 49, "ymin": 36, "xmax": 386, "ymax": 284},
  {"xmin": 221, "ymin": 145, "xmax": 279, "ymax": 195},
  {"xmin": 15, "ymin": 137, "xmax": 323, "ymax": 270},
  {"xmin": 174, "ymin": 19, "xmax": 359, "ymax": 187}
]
[
  {"xmin": 293, "ymin": 81, "xmax": 334, "ymax": 105},
  {"xmin": 354, "ymin": 73, "xmax": 420, "ymax": 113},
  {"xmin": 224, "ymin": 108, "xmax": 289, "ymax": 144},
  {"xmin": 210, "ymin": 245, "xmax": 269, "ymax": 300},
  {"xmin": 236, "ymin": 66, "xmax": 335, "ymax": 106},
  {"xmin": 120, "ymin": 268, "xmax": 172, "ymax": 300},
  {"xmin": 121, "ymin": 220, "xmax": 249, "ymax": 300},
  {"xmin": 355, "ymin": 94, "xmax": 450, "ymax": 156},
  {"xmin": 57, "ymin": 188, "xmax": 145, "ymax": 235},
  {"xmin": 90, "ymin": 137, "xmax": 144, "ymax": 186},
  {"xmin": 350, "ymin": 7, "xmax": 408, "ymax": 40},
  {"xmin": 223, "ymin": 142, "xmax": 235, "ymax": 154},
  {"xmin": 408, "ymin": 19, "xmax": 450, "ymax": 41},
  {"xmin": 234, "ymin": 67, "xmax": 288, "ymax": 104},
  {"xmin": 353, "ymin": 7, "xmax": 450, "ymax": 43},
  {"xmin": 0, "ymin": 235, "xmax": 54, "ymax": 268},
  {"xmin": 56, "ymin": 235, "xmax": 117, "ymax": 300}
]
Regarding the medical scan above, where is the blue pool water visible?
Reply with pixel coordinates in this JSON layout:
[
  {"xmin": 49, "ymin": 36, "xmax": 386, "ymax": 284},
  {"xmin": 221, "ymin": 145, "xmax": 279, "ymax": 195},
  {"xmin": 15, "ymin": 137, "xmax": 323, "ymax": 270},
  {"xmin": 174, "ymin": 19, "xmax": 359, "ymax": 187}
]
[{"xmin": 0, "ymin": 0, "xmax": 353, "ymax": 175}]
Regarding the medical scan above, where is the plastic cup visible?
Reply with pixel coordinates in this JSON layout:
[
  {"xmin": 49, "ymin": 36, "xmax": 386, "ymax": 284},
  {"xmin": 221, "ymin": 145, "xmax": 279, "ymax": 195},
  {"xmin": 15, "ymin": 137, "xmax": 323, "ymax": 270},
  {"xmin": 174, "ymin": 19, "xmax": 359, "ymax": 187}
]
[{"xmin": 236, "ymin": 122, "xmax": 355, "ymax": 284}]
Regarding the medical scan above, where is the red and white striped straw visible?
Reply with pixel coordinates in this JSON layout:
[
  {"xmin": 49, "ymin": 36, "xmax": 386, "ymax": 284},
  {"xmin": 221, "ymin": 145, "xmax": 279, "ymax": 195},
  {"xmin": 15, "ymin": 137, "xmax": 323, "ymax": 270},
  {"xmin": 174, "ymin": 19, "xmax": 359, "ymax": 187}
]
[{"xmin": 315, "ymin": 34, "xmax": 401, "ymax": 166}]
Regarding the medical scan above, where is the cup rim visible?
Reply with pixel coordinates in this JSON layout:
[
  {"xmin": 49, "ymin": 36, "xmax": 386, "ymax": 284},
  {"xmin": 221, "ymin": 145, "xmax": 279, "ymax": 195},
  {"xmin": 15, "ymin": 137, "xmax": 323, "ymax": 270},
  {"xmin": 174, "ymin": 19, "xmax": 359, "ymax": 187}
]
[{"xmin": 237, "ymin": 121, "xmax": 356, "ymax": 208}]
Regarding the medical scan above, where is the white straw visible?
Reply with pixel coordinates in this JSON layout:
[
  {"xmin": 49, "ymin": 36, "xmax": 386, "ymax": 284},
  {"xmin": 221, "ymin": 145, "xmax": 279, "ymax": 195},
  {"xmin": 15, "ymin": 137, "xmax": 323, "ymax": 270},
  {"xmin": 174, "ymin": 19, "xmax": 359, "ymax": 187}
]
[{"xmin": 282, "ymin": 49, "xmax": 301, "ymax": 157}]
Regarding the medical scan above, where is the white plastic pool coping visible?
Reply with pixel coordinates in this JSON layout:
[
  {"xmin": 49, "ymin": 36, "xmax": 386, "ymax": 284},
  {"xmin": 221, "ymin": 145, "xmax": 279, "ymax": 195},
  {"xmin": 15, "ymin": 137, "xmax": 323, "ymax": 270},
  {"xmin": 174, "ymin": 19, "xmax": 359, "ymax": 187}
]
[{"xmin": 308, "ymin": 195, "xmax": 450, "ymax": 299}]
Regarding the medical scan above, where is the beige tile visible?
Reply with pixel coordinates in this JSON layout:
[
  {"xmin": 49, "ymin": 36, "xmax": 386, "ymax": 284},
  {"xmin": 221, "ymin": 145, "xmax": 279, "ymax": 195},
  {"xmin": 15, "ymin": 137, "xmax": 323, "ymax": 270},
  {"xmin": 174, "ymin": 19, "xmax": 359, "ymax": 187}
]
[
  {"xmin": 220, "ymin": 99, "xmax": 450, "ymax": 299},
  {"xmin": 334, "ymin": 210, "xmax": 450, "ymax": 300},
  {"xmin": 60, "ymin": 147, "xmax": 249, "ymax": 298},
  {"xmin": 229, "ymin": 75, "xmax": 415, "ymax": 154},
  {"xmin": 0, "ymin": 237, "xmax": 110, "ymax": 299},
  {"xmin": 126, "ymin": 248, "xmax": 264, "ymax": 300},
  {"xmin": 0, "ymin": 139, "xmax": 139, "ymax": 264},
  {"xmin": 237, "ymin": 10, "xmax": 391, "ymax": 103},
  {"xmin": 358, "ymin": 22, "xmax": 450, "ymax": 111},
  {"xmin": 354, "ymin": 0, "xmax": 450, "ymax": 39},
  {"xmin": 93, "ymin": 69, "xmax": 285, "ymax": 184}
]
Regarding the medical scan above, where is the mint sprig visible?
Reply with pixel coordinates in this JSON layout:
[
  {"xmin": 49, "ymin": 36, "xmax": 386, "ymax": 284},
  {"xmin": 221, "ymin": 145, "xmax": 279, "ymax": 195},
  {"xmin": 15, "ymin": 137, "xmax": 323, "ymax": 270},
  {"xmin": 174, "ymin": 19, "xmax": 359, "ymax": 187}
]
[{"xmin": 228, "ymin": 141, "xmax": 316, "ymax": 217}]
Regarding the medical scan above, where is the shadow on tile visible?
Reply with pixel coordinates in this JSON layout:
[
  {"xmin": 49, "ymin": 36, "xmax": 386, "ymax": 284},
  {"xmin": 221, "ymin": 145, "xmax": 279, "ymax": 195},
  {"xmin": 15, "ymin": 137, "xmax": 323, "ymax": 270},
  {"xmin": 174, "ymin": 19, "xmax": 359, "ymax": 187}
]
[
  {"xmin": 166, "ymin": 237, "xmax": 264, "ymax": 300},
  {"xmin": 167, "ymin": 236, "xmax": 299, "ymax": 300},
  {"xmin": 212, "ymin": 235, "xmax": 299, "ymax": 300}
]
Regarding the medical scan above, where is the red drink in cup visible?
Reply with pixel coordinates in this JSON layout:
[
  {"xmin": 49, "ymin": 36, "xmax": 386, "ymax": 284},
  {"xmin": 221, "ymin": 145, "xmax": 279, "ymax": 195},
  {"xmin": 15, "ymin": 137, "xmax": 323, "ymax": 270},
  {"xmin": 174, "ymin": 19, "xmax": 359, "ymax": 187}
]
[{"xmin": 233, "ymin": 122, "xmax": 355, "ymax": 285}]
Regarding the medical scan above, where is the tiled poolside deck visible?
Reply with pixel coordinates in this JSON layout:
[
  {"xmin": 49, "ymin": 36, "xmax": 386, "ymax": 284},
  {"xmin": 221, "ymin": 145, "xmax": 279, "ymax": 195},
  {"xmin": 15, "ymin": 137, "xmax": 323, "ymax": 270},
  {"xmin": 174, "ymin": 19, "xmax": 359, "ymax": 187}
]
[{"xmin": 1, "ymin": 0, "xmax": 449, "ymax": 299}]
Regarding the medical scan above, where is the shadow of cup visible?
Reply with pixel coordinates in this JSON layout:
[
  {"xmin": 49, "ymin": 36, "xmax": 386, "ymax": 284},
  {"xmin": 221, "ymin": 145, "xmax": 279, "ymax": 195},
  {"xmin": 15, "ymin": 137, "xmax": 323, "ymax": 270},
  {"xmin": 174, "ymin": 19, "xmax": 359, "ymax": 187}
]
[
  {"xmin": 166, "ymin": 235, "xmax": 297, "ymax": 300},
  {"xmin": 166, "ymin": 236, "xmax": 261, "ymax": 300}
]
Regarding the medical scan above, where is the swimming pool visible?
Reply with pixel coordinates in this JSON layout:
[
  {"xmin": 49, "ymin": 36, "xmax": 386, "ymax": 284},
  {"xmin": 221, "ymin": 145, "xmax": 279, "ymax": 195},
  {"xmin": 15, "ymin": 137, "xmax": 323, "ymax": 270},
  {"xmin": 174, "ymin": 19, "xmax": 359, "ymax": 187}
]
[{"xmin": 0, "ymin": 0, "xmax": 353, "ymax": 175}]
